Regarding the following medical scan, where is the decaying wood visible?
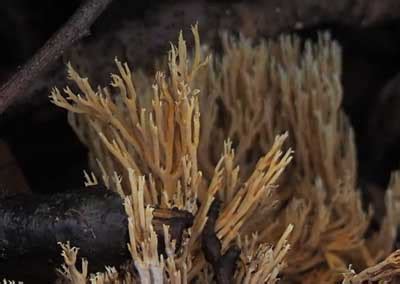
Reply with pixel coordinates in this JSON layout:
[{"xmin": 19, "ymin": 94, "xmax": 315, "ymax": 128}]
[
  {"xmin": 0, "ymin": 188, "xmax": 193, "ymax": 282},
  {"xmin": 343, "ymin": 250, "xmax": 400, "ymax": 283}
]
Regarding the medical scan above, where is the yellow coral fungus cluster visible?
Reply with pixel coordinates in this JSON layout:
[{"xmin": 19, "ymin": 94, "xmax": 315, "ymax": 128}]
[{"xmin": 50, "ymin": 25, "xmax": 400, "ymax": 283}]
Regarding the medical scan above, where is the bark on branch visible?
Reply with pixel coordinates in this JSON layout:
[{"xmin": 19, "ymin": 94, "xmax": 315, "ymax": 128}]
[{"xmin": 0, "ymin": 0, "xmax": 113, "ymax": 114}]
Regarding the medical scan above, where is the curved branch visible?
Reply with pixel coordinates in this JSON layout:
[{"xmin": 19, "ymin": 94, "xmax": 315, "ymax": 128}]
[{"xmin": 0, "ymin": 0, "xmax": 114, "ymax": 114}]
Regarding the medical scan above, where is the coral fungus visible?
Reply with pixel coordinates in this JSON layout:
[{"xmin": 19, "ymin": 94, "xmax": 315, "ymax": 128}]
[{"xmin": 48, "ymin": 25, "xmax": 400, "ymax": 283}]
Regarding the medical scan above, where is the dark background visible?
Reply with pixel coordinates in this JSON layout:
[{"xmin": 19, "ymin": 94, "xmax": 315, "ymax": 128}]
[{"xmin": 1, "ymin": 0, "xmax": 400, "ymax": 201}]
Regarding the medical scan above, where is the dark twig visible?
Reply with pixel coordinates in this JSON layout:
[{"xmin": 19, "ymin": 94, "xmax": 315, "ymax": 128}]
[
  {"xmin": 202, "ymin": 199, "xmax": 240, "ymax": 284},
  {"xmin": 0, "ymin": 0, "xmax": 113, "ymax": 114}
]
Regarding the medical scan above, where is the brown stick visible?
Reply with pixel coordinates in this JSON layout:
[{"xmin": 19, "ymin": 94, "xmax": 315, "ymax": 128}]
[
  {"xmin": 0, "ymin": 0, "xmax": 113, "ymax": 114},
  {"xmin": 202, "ymin": 200, "xmax": 240, "ymax": 284}
]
